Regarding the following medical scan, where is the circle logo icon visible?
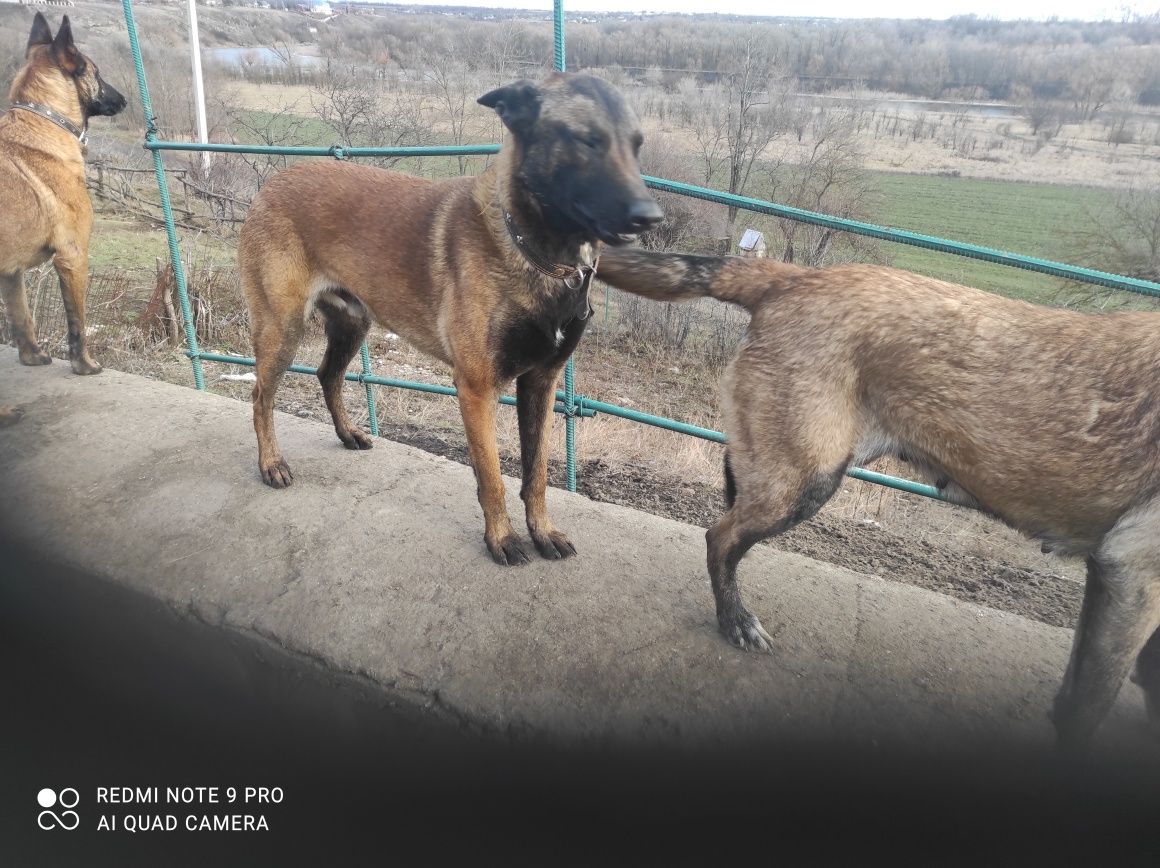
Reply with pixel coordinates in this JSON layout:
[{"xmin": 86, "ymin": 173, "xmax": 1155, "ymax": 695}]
[{"xmin": 37, "ymin": 787, "xmax": 79, "ymax": 830}]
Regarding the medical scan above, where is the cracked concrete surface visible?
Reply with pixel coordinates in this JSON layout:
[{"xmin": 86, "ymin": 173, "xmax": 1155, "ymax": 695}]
[{"xmin": 0, "ymin": 349, "xmax": 1153, "ymax": 755}]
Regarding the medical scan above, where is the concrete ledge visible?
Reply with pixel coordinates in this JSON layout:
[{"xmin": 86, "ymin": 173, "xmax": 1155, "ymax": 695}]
[{"xmin": 0, "ymin": 348, "xmax": 1150, "ymax": 752}]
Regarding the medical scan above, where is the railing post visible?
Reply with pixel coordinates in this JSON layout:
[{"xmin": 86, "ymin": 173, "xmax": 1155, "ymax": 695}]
[
  {"xmin": 553, "ymin": 0, "xmax": 579, "ymax": 493},
  {"xmin": 121, "ymin": 0, "xmax": 206, "ymax": 390}
]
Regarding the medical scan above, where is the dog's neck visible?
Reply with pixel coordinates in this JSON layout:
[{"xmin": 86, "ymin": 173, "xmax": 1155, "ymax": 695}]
[
  {"xmin": 482, "ymin": 150, "xmax": 598, "ymax": 276},
  {"xmin": 9, "ymin": 61, "xmax": 86, "ymax": 134}
]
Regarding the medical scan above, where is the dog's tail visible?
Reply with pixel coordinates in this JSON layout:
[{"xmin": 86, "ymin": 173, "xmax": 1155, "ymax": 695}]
[{"xmin": 597, "ymin": 248, "xmax": 805, "ymax": 313}]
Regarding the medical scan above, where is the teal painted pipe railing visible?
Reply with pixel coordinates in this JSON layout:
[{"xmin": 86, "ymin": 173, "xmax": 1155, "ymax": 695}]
[
  {"xmin": 145, "ymin": 141, "xmax": 501, "ymax": 158},
  {"xmin": 644, "ymin": 176, "xmax": 1160, "ymax": 299},
  {"xmin": 192, "ymin": 351, "xmax": 596, "ymax": 418},
  {"xmin": 121, "ymin": 0, "xmax": 205, "ymax": 389}
]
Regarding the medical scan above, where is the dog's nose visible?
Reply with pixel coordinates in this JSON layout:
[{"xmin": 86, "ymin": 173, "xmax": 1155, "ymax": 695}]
[{"xmin": 626, "ymin": 199, "xmax": 664, "ymax": 232}]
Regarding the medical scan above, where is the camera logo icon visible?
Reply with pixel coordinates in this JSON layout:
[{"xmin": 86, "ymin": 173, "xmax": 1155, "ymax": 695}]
[{"xmin": 37, "ymin": 788, "xmax": 80, "ymax": 831}]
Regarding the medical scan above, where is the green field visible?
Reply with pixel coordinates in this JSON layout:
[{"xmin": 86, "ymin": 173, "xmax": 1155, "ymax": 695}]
[
  {"xmin": 725, "ymin": 164, "xmax": 1157, "ymax": 309},
  {"xmin": 865, "ymin": 173, "xmax": 1122, "ymax": 306}
]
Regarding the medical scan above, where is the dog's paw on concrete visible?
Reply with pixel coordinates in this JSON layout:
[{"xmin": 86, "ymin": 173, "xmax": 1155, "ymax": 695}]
[
  {"xmin": 531, "ymin": 528, "xmax": 577, "ymax": 560},
  {"xmin": 339, "ymin": 427, "xmax": 374, "ymax": 450},
  {"xmin": 488, "ymin": 534, "xmax": 532, "ymax": 566},
  {"xmin": 70, "ymin": 356, "xmax": 103, "ymax": 375},
  {"xmin": 721, "ymin": 610, "xmax": 775, "ymax": 653},
  {"xmin": 260, "ymin": 459, "xmax": 294, "ymax": 489},
  {"xmin": 0, "ymin": 406, "xmax": 25, "ymax": 428},
  {"xmin": 18, "ymin": 348, "xmax": 52, "ymax": 366}
]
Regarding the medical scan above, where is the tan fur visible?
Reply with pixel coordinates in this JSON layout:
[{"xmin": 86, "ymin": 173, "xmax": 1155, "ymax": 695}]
[
  {"xmin": 239, "ymin": 72, "xmax": 659, "ymax": 565},
  {"xmin": 0, "ymin": 13, "xmax": 124, "ymax": 395},
  {"xmin": 598, "ymin": 247, "xmax": 1160, "ymax": 749}
]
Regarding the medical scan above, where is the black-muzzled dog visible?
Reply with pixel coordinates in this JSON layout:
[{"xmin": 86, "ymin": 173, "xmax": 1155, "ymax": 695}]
[
  {"xmin": 0, "ymin": 12, "xmax": 126, "ymax": 409},
  {"xmin": 238, "ymin": 73, "xmax": 662, "ymax": 564}
]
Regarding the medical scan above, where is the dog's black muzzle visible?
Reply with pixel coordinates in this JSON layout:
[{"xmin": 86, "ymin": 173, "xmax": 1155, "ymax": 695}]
[
  {"xmin": 91, "ymin": 80, "xmax": 127, "ymax": 117},
  {"xmin": 580, "ymin": 197, "xmax": 664, "ymax": 246}
]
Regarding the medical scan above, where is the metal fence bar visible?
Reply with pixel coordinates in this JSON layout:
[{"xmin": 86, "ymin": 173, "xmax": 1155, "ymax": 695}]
[
  {"xmin": 553, "ymin": 0, "xmax": 580, "ymax": 492},
  {"xmin": 145, "ymin": 141, "xmax": 501, "ymax": 158},
  {"xmin": 192, "ymin": 351, "xmax": 596, "ymax": 418},
  {"xmin": 644, "ymin": 176, "xmax": 1160, "ymax": 299},
  {"xmin": 121, "ymin": 0, "xmax": 206, "ymax": 389}
]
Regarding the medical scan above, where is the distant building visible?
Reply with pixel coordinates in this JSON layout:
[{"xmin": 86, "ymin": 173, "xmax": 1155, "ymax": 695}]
[{"xmin": 738, "ymin": 229, "xmax": 766, "ymax": 258}]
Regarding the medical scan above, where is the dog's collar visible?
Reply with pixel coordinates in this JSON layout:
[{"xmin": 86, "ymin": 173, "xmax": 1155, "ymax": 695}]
[
  {"xmin": 9, "ymin": 102, "xmax": 88, "ymax": 147},
  {"xmin": 502, "ymin": 209, "xmax": 598, "ymax": 320}
]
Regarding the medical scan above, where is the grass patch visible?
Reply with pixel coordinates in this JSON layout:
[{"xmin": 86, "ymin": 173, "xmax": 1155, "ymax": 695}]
[
  {"xmin": 865, "ymin": 173, "xmax": 1118, "ymax": 305},
  {"xmin": 90, "ymin": 216, "xmax": 236, "ymax": 274}
]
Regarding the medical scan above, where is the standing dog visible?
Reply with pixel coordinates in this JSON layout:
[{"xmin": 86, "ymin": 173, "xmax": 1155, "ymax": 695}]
[
  {"xmin": 597, "ymin": 247, "xmax": 1160, "ymax": 748},
  {"xmin": 239, "ymin": 73, "xmax": 661, "ymax": 564},
  {"xmin": 0, "ymin": 12, "xmax": 126, "ymax": 396}
]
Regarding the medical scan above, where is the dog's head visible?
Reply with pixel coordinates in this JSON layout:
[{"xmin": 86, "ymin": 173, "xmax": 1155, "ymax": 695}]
[
  {"xmin": 24, "ymin": 13, "xmax": 127, "ymax": 120},
  {"xmin": 478, "ymin": 73, "xmax": 663, "ymax": 246}
]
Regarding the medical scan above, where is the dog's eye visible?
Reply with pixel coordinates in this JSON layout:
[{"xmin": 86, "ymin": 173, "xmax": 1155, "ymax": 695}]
[{"xmin": 580, "ymin": 133, "xmax": 604, "ymax": 151}]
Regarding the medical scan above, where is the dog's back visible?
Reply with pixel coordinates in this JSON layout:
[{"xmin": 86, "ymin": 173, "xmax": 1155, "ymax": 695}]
[
  {"xmin": 600, "ymin": 247, "xmax": 1160, "ymax": 547},
  {"xmin": 240, "ymin": 160, "xmax": 483, "ymax": 359}
]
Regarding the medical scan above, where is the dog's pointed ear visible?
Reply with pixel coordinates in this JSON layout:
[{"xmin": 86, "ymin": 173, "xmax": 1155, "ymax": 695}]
[
  {"xmin": 51, "ymin": 15, "xmax": 85, "ymax": 76},
  {"xmin": 477, "ymin": 80, "xmax": 541, "ymax": 136},
  {"xmin": 26, "ymin": 11, "xmax": 54, "ymax": 57}
]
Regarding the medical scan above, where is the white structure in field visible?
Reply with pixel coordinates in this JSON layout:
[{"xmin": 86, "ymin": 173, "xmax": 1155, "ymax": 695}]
[{"xmin": 738, "ymin": 229, "xmax": 767, "ymax": 258}]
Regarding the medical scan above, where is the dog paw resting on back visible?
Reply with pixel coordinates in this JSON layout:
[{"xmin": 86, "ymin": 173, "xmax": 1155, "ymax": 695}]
[{"xmin": 597, "ymin": 247, "xmax": 803, "ymax": 311}]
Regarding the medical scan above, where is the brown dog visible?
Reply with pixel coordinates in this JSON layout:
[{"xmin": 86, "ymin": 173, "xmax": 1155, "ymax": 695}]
[
  {"xmin": 597, "ymin": 247, "xmax": 1160, "ymax": 749},
  {"xmin": 239, "ymin": 73, "xmax": 662, "ymax": 564},
  {"xmin": 0, "ymin": 12, "xmax": 126, "ymax": 400}
]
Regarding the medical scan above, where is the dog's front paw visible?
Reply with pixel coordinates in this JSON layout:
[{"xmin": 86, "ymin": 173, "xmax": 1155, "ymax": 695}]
[
  {"xmin": 487, "ymin": 533, "xmax": 532, "ymax": 566},
  {"xmin": 531, "ymin": 528, "xmax": 577, "ymax": 560},
  {"xmin": 18, "ymin": 347, "xmax": 52, "ymax": 366},
  {"xmin": 70, "ymin": 356, "xmax": 103, "ymax": 375},
  {"xmin": 339, "ymin": 427, "xmax": 374, "ymax": 450},
  {"xmin": 260, "ymin": 458, "xmax": 294, "ymax": 489},
  {"xmin": 720, "ymin": 608, "xmax": 775, "ymax": 653}
]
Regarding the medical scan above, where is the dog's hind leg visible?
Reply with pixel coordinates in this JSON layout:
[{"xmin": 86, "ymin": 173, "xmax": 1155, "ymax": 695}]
[
  {"xmin": 251, "ymin": 312, "xmax": 305, "ymax": 489},
  {"xmin": 315, "ymin": 292, "xmax": 374, "ymax": 451},
  {"xmin": 1052, "ymin": 499, "xmax": 1160, "ymax": 749},
  {"xmin": 1, "ymin": 271, "xmax": 51, "ymax": 366},
  {"xmin": 706, "ymin": 461, "xmax": 847, "ymax": 653},
  {"xmin": 54, "ymin": 246, "xmax": 102, "ymax": 375}
]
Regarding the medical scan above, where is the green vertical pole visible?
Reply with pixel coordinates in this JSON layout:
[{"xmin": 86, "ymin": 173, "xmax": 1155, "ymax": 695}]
[
  {"xmin": 121, "ymin": 0, "xmax": 205, "ymax": 390},
  {"xmin": 554, "ymin": 0, "xmax": 578, "ymax": 493},
  {"xmin": 359, "ymin": 340, "xmax": 379, "ymax": 437}
]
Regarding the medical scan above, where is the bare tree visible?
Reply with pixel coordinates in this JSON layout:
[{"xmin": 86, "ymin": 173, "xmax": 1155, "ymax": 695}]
[
  {"xmin": 720, "ymin": 40, "xmax": 786, "ymax": 240},
  {"xmin": 309, "ymin": 63, "xmax": 426, "ymax": 169},
  {"xmin": 763, "ymin": 102, "xmax": 881, "ymax": 267},
  {"xmin": 427, "ymin": 53, "xmax": 477, "ymax": 176},
  {"xmin": 212, "ymin": 94, "xmax": 311, "ymax": 192},
  {"xmin": 1070, "ymin": 182, "xmax": 1160, "ymax": 308}
]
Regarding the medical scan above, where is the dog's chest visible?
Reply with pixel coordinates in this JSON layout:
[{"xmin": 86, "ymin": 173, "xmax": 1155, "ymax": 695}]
[{"xmin": 494, "ymin": 297, "xmax": 589, "ymax": 380}]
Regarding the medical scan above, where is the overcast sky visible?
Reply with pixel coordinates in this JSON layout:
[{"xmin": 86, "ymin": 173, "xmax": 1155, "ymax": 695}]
[{"xmin": 385, "ymin": 0, "xmax": 1159, "ymax": 23}]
